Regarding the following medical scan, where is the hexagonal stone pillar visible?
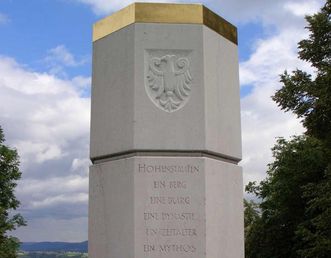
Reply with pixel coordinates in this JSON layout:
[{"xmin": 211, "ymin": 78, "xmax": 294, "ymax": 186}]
[{"xmin": 89, "ymin": 3, "xmax": 244, "ymax": 258}]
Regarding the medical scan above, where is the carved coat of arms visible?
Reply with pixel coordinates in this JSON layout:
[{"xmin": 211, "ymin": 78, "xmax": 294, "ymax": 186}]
[{"xmin": 145, "ymin": 53, "xmax": 193, "ymax": 112}]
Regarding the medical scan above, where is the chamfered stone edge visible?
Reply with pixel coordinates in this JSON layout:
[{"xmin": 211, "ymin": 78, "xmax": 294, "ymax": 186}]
[{"xmin": 90, "ymin": 23, "xmax": 242, "ymax": 161}]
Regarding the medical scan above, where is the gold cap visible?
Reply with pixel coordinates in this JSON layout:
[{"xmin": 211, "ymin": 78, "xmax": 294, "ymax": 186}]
[{"xmin": 93, "ymin": 3, "xmax": 237, "ymax": 44}]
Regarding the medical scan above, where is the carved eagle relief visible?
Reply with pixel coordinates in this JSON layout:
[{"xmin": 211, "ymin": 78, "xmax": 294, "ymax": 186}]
[{"xmin": 146, "ymin": 54, "xmax": 193, "ymax": 112}]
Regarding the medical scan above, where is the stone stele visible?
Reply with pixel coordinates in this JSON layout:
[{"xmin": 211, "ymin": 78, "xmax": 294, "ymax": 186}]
[{"xmin": 89, "ymin": 3, "xmax": 244, "ymax": 258}]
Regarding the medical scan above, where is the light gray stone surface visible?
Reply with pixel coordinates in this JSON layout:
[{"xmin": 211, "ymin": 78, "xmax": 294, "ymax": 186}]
[
  {"xmin": 89, "ymin": 156, "xmax": 243, "ymax": 258},
  {"xmin": 90, "ymin": 25, "xmax": 135, "ymax": 157},
  {"xmin": 89, "ymin": 158, "xmax": 134, "ymax": 257},
  {"xmin": 90, "ymin": 18, "xmax": 243, "ymax": 258},
  {"xmin": 90, "ymin": 23, "xmax": 241, "ymax": 161},
  {"xmin": 203, "ymin": 26, "xmax": 242, "ymax": 159},
  {"xmin": 205, "ymin": 158, "xmax": 244, "ymax": 258}
]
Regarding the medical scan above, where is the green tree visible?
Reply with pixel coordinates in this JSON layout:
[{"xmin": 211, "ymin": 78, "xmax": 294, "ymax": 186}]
[
  {"xmin": 295, "ymin": 168, "xmax": 331, "ymax": 257},
  {"xmin": 246, "ymin": 136, "xmax": 329, "ymax": 257},
  {"xmin": 244, "ymin": 199, "xmax": 262, "ymax": 257},
  {"xmin": 244, "ymin": 199, "xmax": 260, "ymax": 236},
  {"xmin": 273, "ymin": 1, "xmax": 331, "ymax": 146},
  {"xmin": 0, "ymin": 126, "xmax": 26, "ymax": 258},
  {"xmin": 273, "ymin": 1, "xmax": 331, "ymax": 256},
  {"xmin": 245, "ymin": 1, "xmax": 331, "ymax": 257}
]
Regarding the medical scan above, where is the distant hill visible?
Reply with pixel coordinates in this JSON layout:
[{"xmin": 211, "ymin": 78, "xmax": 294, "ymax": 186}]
[{"xmin": 20, "ymin": 241, "xmax": 88, "ymax": 253}]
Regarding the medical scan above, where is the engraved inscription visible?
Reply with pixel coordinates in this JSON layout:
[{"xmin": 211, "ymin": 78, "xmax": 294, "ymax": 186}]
[
  {"xmin": 136, "ymin": 160, "xmax": 203, "ymax": 257},
  {"xmin": 145, "ymin": 50, "xmax": 193, "ymax": 113},
  {"xmin": 153, "ymin": 180, "xmax": 187, "ymax": 189},
  {"xmin": 149, "ymin": 196, "xmax": 191, "ymax": 205},
  {"xmin": 138, "ymin": 163, "xmax": 199, "ymax": 174},
  {"xmin": 144, "ymin": 244, "xmax": 197, "ymax": 253},
  {"xmin": 145, "ymin": 228, "xmax": 197, "ymax": 237},
  {"xmin": 144, "ymin": 212, "xmax": 195, "ymax": 221}
]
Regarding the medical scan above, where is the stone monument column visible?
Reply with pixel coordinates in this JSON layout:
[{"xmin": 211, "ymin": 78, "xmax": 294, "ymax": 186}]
[{"xmin": 89, "ymin": 3, "xmax": 243, "ymax": 258}]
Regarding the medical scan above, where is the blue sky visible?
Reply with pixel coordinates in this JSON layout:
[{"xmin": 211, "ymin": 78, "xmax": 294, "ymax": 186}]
[
  {"xmin": 0, "ymin": 1, "xmax": 266, "ymax": 86},
  {"xmin": 0, "ymin": 0, "xmax": 324, "ymax": 242},
  {"xmin": 0, "ymin": 1, "xmax": 93, "ymax": 76}
]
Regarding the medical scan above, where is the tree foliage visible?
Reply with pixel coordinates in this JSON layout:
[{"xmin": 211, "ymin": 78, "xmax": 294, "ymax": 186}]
[
  {"xmin": 19, "ymin": 252, "xmax": 88, "ymax": 258},
  {"xmin": 246, "ymin": 136, "xmax": 329, "ymax": 257},
  {"xmin": 244, "ymin": 199, "xmax": 261, "ymax": 255},
  {"xmin": 245, "ymin": 1, "xmax": 331, "ymax": 257},
  {"xmin": 0, "ymin": 126, "xmax": 26, "ymax": 258},
  {"xmin": 273, "ymin": 0, "xmax": 331, "ymax": 146}
]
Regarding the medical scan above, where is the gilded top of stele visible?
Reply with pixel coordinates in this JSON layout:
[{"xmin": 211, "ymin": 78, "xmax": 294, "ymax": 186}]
[{"xmin": 93, "ymin": 3, "xmax": 237, "ymax": 44}]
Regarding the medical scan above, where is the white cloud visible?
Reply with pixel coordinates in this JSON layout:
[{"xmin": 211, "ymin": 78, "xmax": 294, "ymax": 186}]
[
  {"xmin": 0, "ymin": 13, "xmax": 9, "ymax": 25},
  {"xmin": 0, "ymin": 57, "xmax": 74, "ymax": 95},
  {"xmin": 18, "ymin": 176, "xmax": 88, "ymax": 197},
  {"xmin": 76, "ymin": 0, "xmax": 180, "ymax": 15},
  {"xmin": 71, "ymin": 76, "xmax": 91, "ymax": 89},
  {"xmin": 240, "ymin": 28, "xmax": 314, "ymax": 87},
  {"xmin": 0, "ymin": 56, "xmax": 90, "ymax": 166},
  {"xmin": 71, "ymin": 158, "xmax": 91, "ymax": 175},
  {"xmin": 15, "ymin": 141, "xmax": 62, "ymax": 163},
  {"xmin": 13, "ymin": 217, "xmax": 88, "ymax": 242},
  {"xmin": 74, "ymin": 0, "xmax": 324, "ymax": 28},
  {"xmin": 239, "ymin": 26, "xmax": 315, "ymax": 186},
  {"xmin": 284, "ymin": 1, "xmax": 322, "ymax": 17},
  {"xmin": 220, "ymin": 0, "xmax": 322, "ymax": 24},
  {"xmin": 15, "ymin": 174, "xmax": 88, "ymax": 224},
  {"xmin": 31, "ymin": 193, "xmax": 88, "ymax": 208},
  {"xmin": 43, "ymin": 45, "xmax": 89, "ymax": 77},
  {"xmin": 0, "ymin": 55, "xmax": 90, "ymax": 237},
  {"xmin": 45, "ymin": 45, "xmax": 87, "ymax": 67}
]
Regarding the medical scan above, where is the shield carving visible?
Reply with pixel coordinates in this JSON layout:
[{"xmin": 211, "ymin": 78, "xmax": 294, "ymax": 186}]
[{"xmin": 145, "ymin": 50, "xmax": 193, "ymax": 112}]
